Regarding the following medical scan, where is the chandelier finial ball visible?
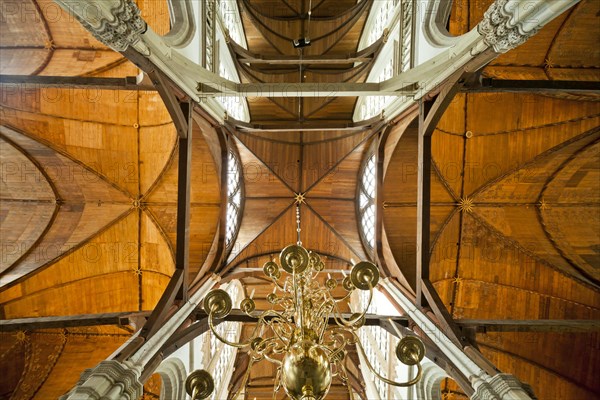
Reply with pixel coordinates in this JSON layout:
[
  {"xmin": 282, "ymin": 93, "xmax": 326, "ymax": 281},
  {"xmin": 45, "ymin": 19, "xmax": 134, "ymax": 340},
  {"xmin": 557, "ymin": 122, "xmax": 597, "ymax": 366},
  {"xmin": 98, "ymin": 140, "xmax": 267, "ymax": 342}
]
[{"xmin": 282, "ymin": 340, "xmax": 332, "ymax": 400}]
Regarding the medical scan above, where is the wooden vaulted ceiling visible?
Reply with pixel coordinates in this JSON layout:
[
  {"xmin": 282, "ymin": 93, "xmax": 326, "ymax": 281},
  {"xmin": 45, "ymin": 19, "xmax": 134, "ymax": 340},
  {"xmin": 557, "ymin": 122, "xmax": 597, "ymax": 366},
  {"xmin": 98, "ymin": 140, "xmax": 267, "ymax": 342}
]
[
  {"xmin": 382, "ymin": 1, "xmax": 600, "ymax": 398},
  {"xmin": 232, "ymin": 0, "xmax": 375, "ymax": 125},
  {"xmin": 0, "ymin": 0, "xmax": 599, "ymax": 400}
]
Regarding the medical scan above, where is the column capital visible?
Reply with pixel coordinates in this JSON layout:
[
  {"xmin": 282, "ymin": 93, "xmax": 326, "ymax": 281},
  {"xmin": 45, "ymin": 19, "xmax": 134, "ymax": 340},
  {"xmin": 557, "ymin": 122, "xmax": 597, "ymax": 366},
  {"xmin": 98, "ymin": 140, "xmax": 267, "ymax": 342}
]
[
  {"xmin": 56, "ymin": 0, "xmax": 148, "ymax": 53},
  {"xmin": 471, "ymin": 373, "xmax": 536, "ymax": 400},
  {"xmin": 60, "ymin": 360, "xmax": 143, "ymax": 400},
  {"xmin": 477, "ymin": 0, "xmax": 537, "ymax": 53},
  {"xmin": 477, "ymin": 0, "xmax": 578, "ymax": 53}
]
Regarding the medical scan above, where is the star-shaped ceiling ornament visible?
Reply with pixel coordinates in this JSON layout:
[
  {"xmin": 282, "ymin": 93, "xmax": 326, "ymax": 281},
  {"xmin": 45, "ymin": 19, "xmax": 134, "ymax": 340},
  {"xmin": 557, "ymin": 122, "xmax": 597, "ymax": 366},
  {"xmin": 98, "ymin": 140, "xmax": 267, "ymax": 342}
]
[
  {"xmin": 538, "ymin": 198, "xmax": 549, "ymax": 211},
  {"xmin": 458, "ymin": 197, "xmax": 474, "ymax": 213},
  {"xmin": 294, "ymin": 192, "xmax": 306, "ymax": 204},
  {"xmin": 15, "ymin": 330, "xmax": 27, "ymax": 343}
]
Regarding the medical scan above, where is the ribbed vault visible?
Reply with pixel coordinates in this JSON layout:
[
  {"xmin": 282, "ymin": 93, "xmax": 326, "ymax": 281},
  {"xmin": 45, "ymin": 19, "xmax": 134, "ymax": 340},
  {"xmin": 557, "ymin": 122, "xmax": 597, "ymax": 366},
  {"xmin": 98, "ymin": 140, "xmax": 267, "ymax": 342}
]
[{"xmin": 0, "ymin": 0, "xmax": 598, "ymax": 399}]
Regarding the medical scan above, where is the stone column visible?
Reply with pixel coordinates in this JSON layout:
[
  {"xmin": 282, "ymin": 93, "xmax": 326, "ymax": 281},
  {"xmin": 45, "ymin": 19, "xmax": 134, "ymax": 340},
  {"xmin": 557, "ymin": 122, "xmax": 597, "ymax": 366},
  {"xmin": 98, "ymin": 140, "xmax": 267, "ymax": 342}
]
[
  {"xmin": 380, "ymin": 279, "xmax": 535, "ymax": 400},
  {"xmin": 61, "ymin": 275, "xmax": 220, "ymax": 399}
]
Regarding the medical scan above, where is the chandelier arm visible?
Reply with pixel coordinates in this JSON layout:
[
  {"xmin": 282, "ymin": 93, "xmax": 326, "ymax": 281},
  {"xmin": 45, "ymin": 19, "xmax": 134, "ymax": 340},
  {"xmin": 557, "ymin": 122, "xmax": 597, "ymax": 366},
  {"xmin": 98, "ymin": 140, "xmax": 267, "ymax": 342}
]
[
  {"xmin": 347, "ymin": 378, "xmax": 355, "ymax": 400},
  {"xmin": 256, "ymin": 309, "xmax": 288, "ymax": 321},
  {"xmin": 270, "ymin": 276, "xmax": 286, "ymax": 291},
  {"xmin": 352, "ymin": 332, "xmax": 423, "ymax": 387},
  {"xmin": 273, "ymin": 368, "xmax": 281, "ymax": 400},
  {"xmin": 263, "ymin": 351, "xmax": 283, "ymax": 366},
  {"xmin": 266, "ymin": 320, "xmax": 291, "ymax": 346},
  {"xmin": 334, "ymin": 291, "xmax": 353, "ymax": 303},
  {"xmin": 317, "ymin": 302, "xmax": 335, "ymax": 341},
  {"xmin": 292, "ymin": 270, "xmax": 299, "ymax": 319},
  {"xmin": 337, "ymin": 361, "xmax": 355, "ymax": 400},
  {"xmin": 256, "ymin": 338, "xmax": 284, "ymax": 365},
  {"xmin": 330, "ymin": 283, "xmax": 374, "ymax": 328},
  {"xmin": 230, "ymin": 355, "xmax": 256, "ymax": 400},
  {"xmin": 326, "ymin": 337, "xmax": 349, "ymax": 363},
  {"xmin": 208, "ymin": 313, "xmax": 263, "ymax": 348},
  {"xmin": 273, "ymin": 318, "xmax": 295, "ymax": 339}
]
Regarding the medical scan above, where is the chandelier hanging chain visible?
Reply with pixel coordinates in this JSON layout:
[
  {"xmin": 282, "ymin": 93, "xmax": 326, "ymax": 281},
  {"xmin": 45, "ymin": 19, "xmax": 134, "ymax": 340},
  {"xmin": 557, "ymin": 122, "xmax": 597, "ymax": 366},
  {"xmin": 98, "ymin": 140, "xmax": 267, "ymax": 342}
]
[{"xmin": 296, "ymin": 204, "xmax": 302, "ymax": 246}]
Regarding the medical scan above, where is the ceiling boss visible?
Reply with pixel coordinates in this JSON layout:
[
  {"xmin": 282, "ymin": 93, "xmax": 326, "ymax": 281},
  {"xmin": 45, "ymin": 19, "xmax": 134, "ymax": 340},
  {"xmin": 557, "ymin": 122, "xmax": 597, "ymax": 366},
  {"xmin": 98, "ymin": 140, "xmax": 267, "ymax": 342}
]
[{"xmin": 188, "ymin": 205, "xmax": 426, "ymax": 400}]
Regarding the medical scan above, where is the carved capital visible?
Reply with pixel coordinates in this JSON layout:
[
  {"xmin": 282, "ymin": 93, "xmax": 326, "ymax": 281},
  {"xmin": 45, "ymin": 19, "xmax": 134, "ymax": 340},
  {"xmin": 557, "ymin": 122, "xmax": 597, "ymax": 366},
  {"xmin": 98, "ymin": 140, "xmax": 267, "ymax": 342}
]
[
  {"xmin": 477, "ymin": 0, "xmax": 538, "ymax": 53},
  {"xmin": 57, "ymin": 0, "xmax": 147, "ymax": 52},
  {"xmin": 471, "ymin": 373, "xmax": 536, "ymax": 400},
  {"xmin": 60, "ymin": 360, "xmax": 143, "ymax": 400},
  {"xmin": 94, "ymin": 0, "xmax": 147, "ymax": 52}
]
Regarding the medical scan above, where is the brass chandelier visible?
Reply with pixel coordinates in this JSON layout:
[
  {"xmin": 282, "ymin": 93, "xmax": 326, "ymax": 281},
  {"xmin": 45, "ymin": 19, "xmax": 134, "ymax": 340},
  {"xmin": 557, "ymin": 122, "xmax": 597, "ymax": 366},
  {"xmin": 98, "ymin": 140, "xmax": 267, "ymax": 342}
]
[{"xmin": 187, "ymin": 206, "xmax": 426, "ymax": 400}]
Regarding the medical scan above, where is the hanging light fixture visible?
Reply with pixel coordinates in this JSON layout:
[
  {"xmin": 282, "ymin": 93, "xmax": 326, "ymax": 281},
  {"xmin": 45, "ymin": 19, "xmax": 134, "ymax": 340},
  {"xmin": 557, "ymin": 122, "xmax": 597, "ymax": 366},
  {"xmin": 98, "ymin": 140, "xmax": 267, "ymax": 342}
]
[
  {"xmin": 292, "ymin": 0, "xmax": 312, "ymax": 48},
  {"xmin": 201, "ymin": 205, "xmax": 425, "ymax": 399}
]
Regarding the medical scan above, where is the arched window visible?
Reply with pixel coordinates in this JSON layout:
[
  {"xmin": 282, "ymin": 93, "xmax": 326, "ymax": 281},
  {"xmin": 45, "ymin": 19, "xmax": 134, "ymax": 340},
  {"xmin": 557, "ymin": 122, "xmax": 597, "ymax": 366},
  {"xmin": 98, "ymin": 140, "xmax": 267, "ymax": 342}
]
[
  {"xmin": 358, "ymin": 153, "xmax": 376, "ymax": 252},
  {"xmin": 217, "ymin": 63, "xmax": 245, "ymax": 121},
  {"xmin": 218, "ymin": 0, "xmax": 247, "ymax": 48},
  {"xmin": 226, "ymin": 149, "xmax": 243, "ymax": 248},
  {"xmin": 352, "ymin": 288, "xmax": 416, "ymax": 400},
  {"xmin": 359, "ymin": 56, "xmax": 395, "ymax": 120}
]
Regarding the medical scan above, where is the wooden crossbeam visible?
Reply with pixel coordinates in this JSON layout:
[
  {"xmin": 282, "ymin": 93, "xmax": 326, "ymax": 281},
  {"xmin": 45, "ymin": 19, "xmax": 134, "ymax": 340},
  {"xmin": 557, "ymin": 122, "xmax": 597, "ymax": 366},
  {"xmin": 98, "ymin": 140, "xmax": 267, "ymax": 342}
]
[
  {"xmin": 0, "ymin": 312, "xmax": 149, "ymax": 332},
  {"xmin": 463, "ymin": 78, "xmax": 600, "ymax": 94},
  {"xmin": 195, "ymin": 309, "xmax": 410, "ymax": 327},
  {"xmin": 457, "ymin": 319, "xmax": 600, "ymax": 333},
  {"xmin": 140, "ymin": 269, "xmax": 184, "ymax": 339},
  {"xmin": 0, "ymin": 74, "xmax": 154, "ymax": 91},
  {"xmin": 415, "ymin": 99, "xmax": 433, "ymax": 306},
  {"xmin": 3, "ymin": 309, "xmax": 590, "ymax": 335},
  {"xmin": 238, "ymin": 55, "xmax": 372, "ymax": 65},
  {"xmin": 175, "ymin": 101, "xmax": 193, "ymax": 300},
  {"xmin": 195, "ymin": 82, "xmax": 417, "ymax": 97}
]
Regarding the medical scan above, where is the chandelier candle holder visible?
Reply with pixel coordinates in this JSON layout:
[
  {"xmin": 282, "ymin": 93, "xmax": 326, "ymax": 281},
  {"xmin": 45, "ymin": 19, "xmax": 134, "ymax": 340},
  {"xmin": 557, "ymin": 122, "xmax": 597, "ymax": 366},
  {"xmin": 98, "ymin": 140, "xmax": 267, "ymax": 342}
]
[
  {"xmin": 202, "ymin": 227, "xmax": 425, "ymax": 399},
  {"xmin": 185, "ymin": 369, "xmax": 215, "ymax": 400}
]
